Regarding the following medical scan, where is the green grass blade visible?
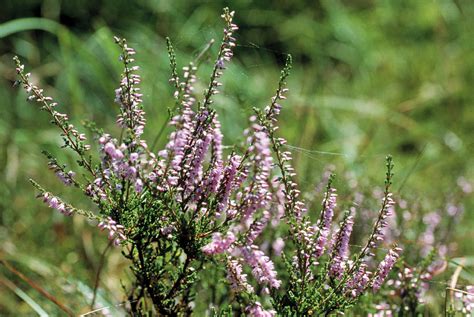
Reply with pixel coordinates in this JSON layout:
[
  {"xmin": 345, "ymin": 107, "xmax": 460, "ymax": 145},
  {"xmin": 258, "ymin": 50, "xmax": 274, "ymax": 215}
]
[
  {"xmin": 1, "ymin": 278, "xmax": 49, "ymax": 316},
  {"xmin": 0, "ymin": 18, "xmax": 64, "ymax": 38}
]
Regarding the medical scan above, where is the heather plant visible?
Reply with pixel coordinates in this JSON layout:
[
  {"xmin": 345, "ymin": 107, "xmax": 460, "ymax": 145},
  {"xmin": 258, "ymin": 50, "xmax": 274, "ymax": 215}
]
[
  {"xmin": 12, "ymin": 8, "xmax": 409, "ymax": 316},
  {"xmin": 337, "ymin": 171, "xmax": 472, "ymax": 316}
]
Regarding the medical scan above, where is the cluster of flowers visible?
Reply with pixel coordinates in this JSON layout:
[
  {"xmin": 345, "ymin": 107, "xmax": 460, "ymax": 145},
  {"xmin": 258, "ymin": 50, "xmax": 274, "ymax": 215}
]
[
  {"xmin": 460, "ymin": 286, "xmax": 474, "ymax": 314},
  {"xmin": 42, "ymin": 192, "xmax": 73, "ymax": 216},
  {"xmin": 14, "ymin": 8, "xmax": 406, "ymax": 316},
  {"xmin": 364, "ymin": 172, "xmax": 472, "ymax": 315}
]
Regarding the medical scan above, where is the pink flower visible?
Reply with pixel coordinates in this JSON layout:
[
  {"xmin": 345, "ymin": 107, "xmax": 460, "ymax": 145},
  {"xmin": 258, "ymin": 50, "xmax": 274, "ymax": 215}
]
[
  {"xmin": 98, "ymin": 217, "xmax": 127, "ymax": 246},
  {"xmin": 41, "ymin": 192, "xmax": 73, "ymax": 216},
  {"xmin": 245, "ymin": 302, "xmax": 276, "ymax": 317},
  {"xmin": 345, "ymin": 263, "xmax": 372, "ymax": 297},
  {"xmin": 202, "ymin": 232, "xmax": 236, "ymax": 255},
  {"xmin": 227, "ymin": 258, "xmax": 253, "ymax": 293},
  {"xmin": 216, "ymin": 155, "xmax": 241, "ymax": 215},
  {"xmin": 372, "ymin": 247, "xmax": 402, "ymax": 291},
  {"xmin": 241, "ymin": 245, "xmax": 281, "ymax": 289},
  {"xmin": 314, "ymin": 187, "xmax": 337, "ymax": 257},
  {"xmin": 329, "ymin": 208, "xmax": 355, "ymax": 279}
]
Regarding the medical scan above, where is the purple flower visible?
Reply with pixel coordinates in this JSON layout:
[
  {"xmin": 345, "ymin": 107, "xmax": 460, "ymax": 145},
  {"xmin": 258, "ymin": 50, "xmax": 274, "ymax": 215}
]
[
  {"xmin": 202, "ymin": 232, "xmax": 236, "ymax": 255},
  {"xmin": 345, "ymin": 263, "xmax": 372, "ymax": 297},
  {"xmin": 241, "ymin": 245, "xmax": 281, "ymax": 289},
  {"xmin": 162, "ymin": 96, "xmax": 196, "ymax": 188},
  {"xmin": 47, "ymin": 158, "xmax": 76, "ymax": 186},
  {"xmin": 367, "ymin": 192, "xmax": 396, "ymax": 255},
  {"xmin": 369, "ymin": 302, "xmax": 393, "ymax": 317},
  {"xmin": 216, "ymin": 59, "xmax": 225, "ymax": 69},
  {"xmin": 114, "ymin": 43, "xmax": 146, "ymax": 140},
  {"xmin": 85, "ymin": 177, "xmax": 107, "ymax": 202},
  {"xmin": 314, "ymin": 187, "xmax": 337, "ymax": 258},
  {"xmin": 48, "ymin": 196, "xmax": 59, "ymax": 209},
  {"xmin": 457, "ymin": 177, "xmax": 473, "ymax": 194},
  {"xmin": 204, "ymin": 117, "xmax": 224, "ymax": 193},
  {"xmin": 41, "ymin": 192, "xmax": 73, "ymax": 216},
  {"xmin": 245, "ymin": 302, "xmax": 276, "ymax": 317},
  {"xmin": 184, "ymin": 131, "xmax": 212, "ymax": 196},
  {"xmin": 104, "ymin": 142, "xmax": 124, "ymax": 160},
  {"xmin": 130, "ymin": 152, "xmax": 139, "ymax": 162},
  {"xmin": 216, "ymin": 155, "xmax": 241, "ymax": 216},
  {"xmin": 134, "ymin": 178, "xmax": 143, "ymax": 193},
  {"xmin": 372, "ymin": 247, "xmax": 401, "ymax": 291},
  {"xmin": 245, "ymin": 210, "xmax": 271, "ymax": 245},
  {"xmin": 98, "ymin": 216, "xmax": 127, "ymax": 246},
  {"xmin": 240, "ymin": 123, "xmax": 273, "ymax": 221},
  {"xmin": 227, "ymin": 258, "xmax": 254, "ymax": 293},
  {"xmin": 55, "ymin": 171, "xmax": 76, "ymax": 186},
  {"xmin": 329, "ymin": 208, "xmax": 355, "ymax": 279},
  {"xmin": 464, "ymin": 285, "xmax": 474, "ymax": 312},
  {"xmin": 272, "ymin": 237, "xmax": 285, "ymax": 256}
]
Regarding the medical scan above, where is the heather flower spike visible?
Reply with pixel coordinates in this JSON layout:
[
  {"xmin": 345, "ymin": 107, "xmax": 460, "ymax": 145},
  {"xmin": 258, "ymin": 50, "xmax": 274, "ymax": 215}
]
[
  {"xmin": 372, "ymin": 246, "xmax": 402, "ymax": 291},
  {"xmin": 114, "ymin": 36, "xmax": 146, "ymax": 141},
  {"xmin": 314, "ymin": 174, "xmax": 337, "ymax": 258},
  {"xmin": 14, "ymin": 8, "xmax": 407, "ymax": 316},
  {"xmin": 13, "ymin": 56, "xmax": 94, "ymax": 173},
  {"xmin": 98, "ymin": 216, "xmax": 127, "ymax": 246},
  {"xmin": 227, "ymin": 257, "xmax": 254, "ymax": 293},
  {"xmin": 329, "ymin": 208, "xmax": 355, "ymax": 279},
  {"xmin": 43, "ymin": 151, "xmax": 78, "ymax": 187}
]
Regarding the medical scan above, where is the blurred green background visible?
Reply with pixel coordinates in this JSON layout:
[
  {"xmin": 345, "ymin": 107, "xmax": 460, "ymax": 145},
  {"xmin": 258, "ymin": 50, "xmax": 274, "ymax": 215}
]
[{"xmin": 1, "ymin": 0, "xmax": 473, "ymax": 314}]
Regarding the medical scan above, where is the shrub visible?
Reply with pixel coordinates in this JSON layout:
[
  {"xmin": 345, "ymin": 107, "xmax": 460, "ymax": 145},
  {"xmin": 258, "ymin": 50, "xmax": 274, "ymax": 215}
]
[{"xmin": 12, "ymin": 7, "xmax": 425, "ymax": 316}]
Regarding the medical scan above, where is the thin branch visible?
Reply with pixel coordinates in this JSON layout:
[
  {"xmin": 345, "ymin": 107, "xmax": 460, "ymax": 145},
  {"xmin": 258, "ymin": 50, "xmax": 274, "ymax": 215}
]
[{"xmin": 0, "ymin": 259, "xmax": 74, "ymax": 316}]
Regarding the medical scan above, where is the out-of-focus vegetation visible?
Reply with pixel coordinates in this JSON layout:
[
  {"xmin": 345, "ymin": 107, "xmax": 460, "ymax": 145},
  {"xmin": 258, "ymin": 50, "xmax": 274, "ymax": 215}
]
[{"xmin": 0, "ymin": 0, "xmax": 473, "ymax": 314}]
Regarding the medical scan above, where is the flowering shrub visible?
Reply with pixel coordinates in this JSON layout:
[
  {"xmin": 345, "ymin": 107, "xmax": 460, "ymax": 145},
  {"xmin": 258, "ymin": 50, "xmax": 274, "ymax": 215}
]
[
  {"xmin": 365, "ymin": 178, "xmax": 471, "ymax": 316},
  {"xmin": 13, "ymin": 8, "xmax": 409, "ymax": 316}
]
